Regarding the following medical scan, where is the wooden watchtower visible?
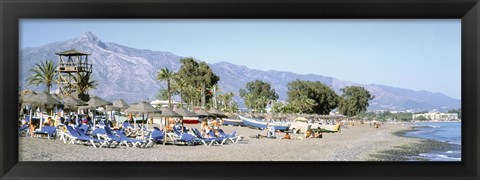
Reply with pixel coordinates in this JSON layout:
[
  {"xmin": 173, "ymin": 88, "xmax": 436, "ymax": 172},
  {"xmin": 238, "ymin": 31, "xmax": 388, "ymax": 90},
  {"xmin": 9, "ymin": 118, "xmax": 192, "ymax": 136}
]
[{"xmin": 55, "ymin": 49, "xmax": 92, "ymax": 96}]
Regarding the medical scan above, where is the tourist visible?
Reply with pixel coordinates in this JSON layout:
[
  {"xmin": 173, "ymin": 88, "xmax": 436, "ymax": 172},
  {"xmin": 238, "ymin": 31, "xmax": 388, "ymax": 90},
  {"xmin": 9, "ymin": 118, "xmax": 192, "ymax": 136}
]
[
  {"xmin": 29, "ymin": 121, "xmax": 37, "ymax": 137},
  {"xmin": 201, "ymin": 120, "xmax": 210, "ymax": 137},
  {"xmin": 282, "ymin": 132, "xmax": 291, "ymax": 139},
  {"xmin": 211, "ymin": 119, "xmax": 220, "ymax": 136},
  {"xmin": 305, "ymin": 129, "xmax": 314, "ymax": 138},
  {"xmin": 43, "ymin": 117, "xmax": 53, "ymax": 126},
  {"xmin": 314, "ymin": 128, "xmax": 323, "ymax": 138}
]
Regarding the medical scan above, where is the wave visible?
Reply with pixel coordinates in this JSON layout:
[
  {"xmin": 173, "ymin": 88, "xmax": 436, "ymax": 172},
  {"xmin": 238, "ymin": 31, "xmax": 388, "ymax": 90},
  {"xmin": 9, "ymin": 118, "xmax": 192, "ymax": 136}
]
[
  {"xmin": 446, "ymin": 151, "xmax": 461, "ymax": 154},
  {"xmin": 427, "ymin": 125, "xmax": 441, "ymax": 128},
  {"xmin": 419, "ymin": 153, "xmax": 461, "ymax": 161}
]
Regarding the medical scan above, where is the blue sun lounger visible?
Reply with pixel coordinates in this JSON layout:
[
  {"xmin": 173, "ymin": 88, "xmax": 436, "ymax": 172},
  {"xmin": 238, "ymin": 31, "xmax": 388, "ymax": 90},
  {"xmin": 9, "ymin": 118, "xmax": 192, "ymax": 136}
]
[
  {"xmin": 66, "ymin": 126, "xmax": 111, "ymax": 148},
  {"xmin": 217, "ymin": 129, "xmax": 242, "ymax": 143},
  {"xmin": 114, "ymin": 130, "xmax": 148, "ymax": 148},
  {"xmin": 191, "ymin": 128, "xmax": 226, "ymax": 146},
  {"xmin": 148, "ymin": 127, "xmax": 164, "ymax": 145},
  {"xmin": 34, "ymin": 126, "xmax": 57, "ymax": 139},
  {"xmin": 18, "ymin": 124, "xmax": 29, "ymax": 136}
]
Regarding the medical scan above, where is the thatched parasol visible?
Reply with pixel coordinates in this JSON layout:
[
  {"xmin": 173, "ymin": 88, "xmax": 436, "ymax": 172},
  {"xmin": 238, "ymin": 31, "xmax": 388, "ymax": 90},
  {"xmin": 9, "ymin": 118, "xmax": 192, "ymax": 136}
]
[
  {"xmin": 87, "ymin": 96, "xmax": 112, "ymax": 108},
  {"xmin": 113, "ymin": 99, "xmax": 130, "ymax": 110},
  {"xmin": 63, "ymin": 96, "xmax": 86, "ymax": 107},
  {"xmin": 105, "ymin": 105, "xmax": 120, "ymax": 111},
  {"xmin": 124, "ymin": 102, "xmax": 160, "ymax": 129},
  {"xmin": 19, "ymin": 89, "xmax": 37, "ymax": 104},
  {"xmin": 194, "ymin": 109, "xmax": 214, "ymax": 117},
  {"xmin": 159, "ymin": 107, "xmax": 182, "ymax": 145},
  {"xmin": 174, "ymin": 107, "xmax": 198, "ymax": 117},
  {"xmin": 22, "ymin": 92, "xmax": 61, "ymax": 130},
  {"xmin": 86, "ymin": 96, "xmax": 112, "ymax": 127},
  {"xmin": 208, "ymin": 108, "xmax": 227, "ymax": 118}
]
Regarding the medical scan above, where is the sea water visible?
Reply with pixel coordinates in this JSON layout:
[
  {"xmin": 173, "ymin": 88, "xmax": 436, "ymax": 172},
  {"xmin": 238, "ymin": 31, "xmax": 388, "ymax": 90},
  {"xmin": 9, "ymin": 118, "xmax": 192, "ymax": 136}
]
[{"xmin": 404, "ymin": 122, "xmax": 461, "ymax": 161}]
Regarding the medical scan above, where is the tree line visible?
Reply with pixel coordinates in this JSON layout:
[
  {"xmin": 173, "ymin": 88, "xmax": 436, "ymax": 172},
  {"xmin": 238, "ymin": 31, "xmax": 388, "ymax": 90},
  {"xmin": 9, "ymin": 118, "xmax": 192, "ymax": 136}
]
[{"xmin": 239, "ymin": 79, "xmax": 375, "ymax": 117}]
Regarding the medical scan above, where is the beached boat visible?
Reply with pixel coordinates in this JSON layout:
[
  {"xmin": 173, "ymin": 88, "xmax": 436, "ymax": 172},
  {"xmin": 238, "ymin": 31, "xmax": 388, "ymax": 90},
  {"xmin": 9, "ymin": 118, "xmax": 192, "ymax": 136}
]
[
  {"xmin": 313, "ymin": 124, "xmax": 341, "ymax": 133},
  {"xmin": 222, "ymin": 118, "xmax": 244, "ymax": 126},
  {"xmin": 238, "ymin": 115, "xmax": 290, "ymax": 131}
]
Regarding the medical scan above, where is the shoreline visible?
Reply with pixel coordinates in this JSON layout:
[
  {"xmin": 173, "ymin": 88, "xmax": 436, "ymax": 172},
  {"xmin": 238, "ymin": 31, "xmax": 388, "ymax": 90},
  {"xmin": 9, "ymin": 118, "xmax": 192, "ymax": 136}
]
[
  {"xmin": 19, "ymin": 123, "xmax": 453, "ymax": 161},
  {"xmin": 360, "ymin": 125, "xmax": 455, "ymax": 161}
]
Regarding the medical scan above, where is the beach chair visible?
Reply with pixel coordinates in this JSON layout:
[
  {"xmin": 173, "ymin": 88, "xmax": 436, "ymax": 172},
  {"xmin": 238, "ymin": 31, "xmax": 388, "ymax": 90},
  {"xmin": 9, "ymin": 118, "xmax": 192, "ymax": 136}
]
[
  {"xmin": 34, "ymin": 126, "xmax": 57, "ymax": 139},
  {"xmin": 218, "ymin": 129, "xmax": 242, "ymax": 143},
  {"xmin": 65, "ymin": 126, "xmax": 110, "ymax": 148},
  {"xmin": 171, "ymin": 126, "xmax": 193, "ymax": 145},
  {"xmin": 18, "ymin": 124, "xmax": 29, "ymax": 136},
  {"xmin": 96, "ymin": 126, "xmax": 133, "ymax": 147},
  {"xmin": 174, "ymin": 133, "xmax": 197, "ymax": 146},
  {"xmin": 77, "ymin": 124, "xmax": 90, "ymax": 135},
  {"xmin": 147, "ymin": 127, "xmax": 164, "ymax": 146},
  {"xmin": 75, "ymin": 126, "xmax": 118, "ymax": 148},
  {"xmin": 91, "ymin": 128, "xmax": 107, "ymax": 138},
  {"xmin": 191, "ymin": 128, "xmax": 225, "ymax": 146},
  {"xmin": 113, "ymin": 130, "xmax": 148, "ymax": 148}
]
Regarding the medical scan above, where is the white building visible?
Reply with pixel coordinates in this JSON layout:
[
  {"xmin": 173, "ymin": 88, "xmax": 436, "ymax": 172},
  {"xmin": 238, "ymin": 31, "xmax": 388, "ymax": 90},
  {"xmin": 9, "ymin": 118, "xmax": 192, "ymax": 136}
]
[{"xmin": 412, "ymin": 112, "xmax": 459, "ymax": 121}]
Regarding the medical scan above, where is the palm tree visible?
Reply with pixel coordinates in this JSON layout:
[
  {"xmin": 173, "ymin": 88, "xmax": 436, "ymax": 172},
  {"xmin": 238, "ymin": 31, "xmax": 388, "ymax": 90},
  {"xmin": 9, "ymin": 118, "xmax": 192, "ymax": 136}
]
[
  {"xmin": 75, "ymin": 72, "xmax": 97, "ymax": 101},
  {"xmin": 219, "ymin": 92, "xmax": 235, "ymax": 112},
  {"xmin": 27, "ymin": 60, "xmax": 58, "ymax": 93},
  {"xmin": 156, "ymin": 68, "xmax": 175, "ymax": 109},
  {"xmin": 172, "ymin": 75, "xmax": 188, "ymax": 106},
  {"xmin": 290, "ymin": 95, "xmax": 317, "ymax": 113}
]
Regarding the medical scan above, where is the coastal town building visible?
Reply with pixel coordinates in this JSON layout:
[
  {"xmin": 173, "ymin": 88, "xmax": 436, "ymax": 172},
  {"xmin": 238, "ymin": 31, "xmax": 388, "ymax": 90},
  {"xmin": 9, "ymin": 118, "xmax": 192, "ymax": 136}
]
[{"xmin": 412, "ymin": 112, "xmax": 459, "ymax": 121}]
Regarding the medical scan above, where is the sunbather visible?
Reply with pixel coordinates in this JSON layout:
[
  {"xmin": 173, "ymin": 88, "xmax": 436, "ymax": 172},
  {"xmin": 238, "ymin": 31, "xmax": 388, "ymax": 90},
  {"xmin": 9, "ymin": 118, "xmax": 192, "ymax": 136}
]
[
  {"xmin": 282, "ymin": 132, "xmax": 291, "ymax": 139},
  {"xmin": 29, "ymin": 122, "xmax": 37, "ymax": 137},
  {"xmin": 305, "ymin": 129, "xmax": 314, "ymax": 138},
  {"xmin": 201, "ymin": 120, "xmax": 210, "ymax": 137},
  {"xmin": 43, "ymin": 117, "xmax": 53, "ymax": 126}
]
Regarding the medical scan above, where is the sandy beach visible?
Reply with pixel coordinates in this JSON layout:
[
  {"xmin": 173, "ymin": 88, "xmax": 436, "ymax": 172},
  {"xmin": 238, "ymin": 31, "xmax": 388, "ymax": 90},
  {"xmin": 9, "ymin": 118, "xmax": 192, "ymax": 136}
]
[{"xmin": 19, "ymin": 123, "xmax": 440, "ymax": 161}]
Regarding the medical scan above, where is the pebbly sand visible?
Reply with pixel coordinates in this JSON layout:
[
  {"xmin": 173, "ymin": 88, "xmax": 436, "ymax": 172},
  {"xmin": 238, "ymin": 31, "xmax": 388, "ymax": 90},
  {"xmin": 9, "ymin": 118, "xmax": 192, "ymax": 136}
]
[{"xmin": 19, "ymin": 123, "xmax": 438, "ymax": 161}]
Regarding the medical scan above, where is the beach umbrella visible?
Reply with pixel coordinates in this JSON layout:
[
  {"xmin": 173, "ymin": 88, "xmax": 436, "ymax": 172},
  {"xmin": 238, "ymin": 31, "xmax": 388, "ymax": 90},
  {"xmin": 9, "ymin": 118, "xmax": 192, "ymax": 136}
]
[
  {"xmin": 113, "ymin": 99, "xmax": 130, "ymax": 110},
  {"xmin": 61, "ymin": 95, "xmax": 86, "ymax": 123},
  {"xmin": 19, "ymin": 89, "xmax": 37, "ymax": 104},
  {"xmin": 22, "ymin": 92, "xmax": 61, "ymax": 130},
  {"xmin": 124, "ymin": 101, "xmax": 160, "ymax": 130},
  {"xmin": 159, "ymin": 107, "xmax": 182, "ymax": 144},
  {"xmin": 174, "ymin": 107, "xmax": 198, "ymax": 117},
  {"xmin": 104, "ymin": 105, "xmax": 120, "ymax": 123},
  {"xmin": 86, "ymin": 96, "xmax": 112, "ymax": 127},
  {"xmin": 208, "ymin": 108, "xmax": 227, "ymax": 118},
  {"xmin": 19, "ymin": 90, "xmax": 37, "ymax": 124},
  {"xmin": 62, "ymin": 96, "xmax": 86, "ymax": 107},
  {"xmin": 194, "ymin": 109, "xmax": 214, "ymax": 118},
  {"xmin": 111, "ymin": 99, "xmax": 130, "ymax": 125},
  {"xmin": 159, "ymin": 107, "xmax": 182, "ymax": 117}
]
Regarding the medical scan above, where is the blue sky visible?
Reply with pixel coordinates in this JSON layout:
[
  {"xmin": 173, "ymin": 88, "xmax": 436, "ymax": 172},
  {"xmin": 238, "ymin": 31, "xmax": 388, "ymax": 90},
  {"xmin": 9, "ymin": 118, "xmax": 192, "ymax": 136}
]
[{"xmin": 20, "ymin": 19, "xmax": 461, "ymax": 99}]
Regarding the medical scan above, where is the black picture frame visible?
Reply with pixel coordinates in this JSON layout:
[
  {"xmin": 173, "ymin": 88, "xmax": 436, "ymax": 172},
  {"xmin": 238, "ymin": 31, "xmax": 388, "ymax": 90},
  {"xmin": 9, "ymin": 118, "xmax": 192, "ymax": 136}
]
[{"xmin": 1, "ymin": 0, "xmax": 479, "ymax": 179}]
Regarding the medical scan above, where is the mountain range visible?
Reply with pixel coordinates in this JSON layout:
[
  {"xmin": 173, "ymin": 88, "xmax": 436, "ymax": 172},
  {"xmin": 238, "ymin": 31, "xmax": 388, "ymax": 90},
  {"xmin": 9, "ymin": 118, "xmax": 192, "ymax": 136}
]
[{"xmin": 19, "ymin": 32, "xmax": 461, "ymax": 112}]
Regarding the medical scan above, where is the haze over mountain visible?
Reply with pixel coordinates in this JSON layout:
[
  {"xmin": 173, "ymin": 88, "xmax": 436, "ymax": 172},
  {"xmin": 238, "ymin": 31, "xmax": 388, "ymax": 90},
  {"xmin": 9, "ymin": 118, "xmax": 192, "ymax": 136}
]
[{"xmin": 20, "ymin": 32, "xmax": 460, "ymax": 112}]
